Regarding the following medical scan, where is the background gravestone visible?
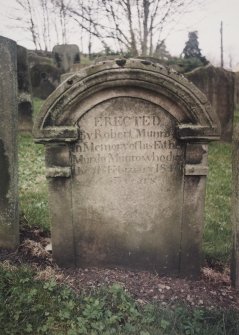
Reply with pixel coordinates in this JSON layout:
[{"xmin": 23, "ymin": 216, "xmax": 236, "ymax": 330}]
[
  {"xmin": 30, "ymin": 63, "xmax": 60, "ymax": 100},
  {"xmin": 52, "ymin": 44, "xmax": 80, "ymax": 73},
  {"xmin": 0, "ymin": 36, "xmax": 19, "ymax": 248},
  {"xmin": 34, "ymin": 59, "xmax": 220, "ymax": 278},
  {"xmin": 17, "ymin": 45, "xmax": 33, "ymax": 132},
  {"xmin": 235, "ymin": 72, "xmax": 239, "ymax": 105},
  {"xmin": 28, "ymin": 50, "xmax": 52, "ymax": 67},
  {"xmin": 185, "ymin": 65, "xmax": 235, "ymax": 142}
]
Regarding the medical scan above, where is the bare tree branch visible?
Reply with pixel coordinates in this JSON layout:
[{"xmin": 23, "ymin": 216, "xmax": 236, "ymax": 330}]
[{"xmin": 12, "ymin": 0, "xmax": 205, "ymax": 55}]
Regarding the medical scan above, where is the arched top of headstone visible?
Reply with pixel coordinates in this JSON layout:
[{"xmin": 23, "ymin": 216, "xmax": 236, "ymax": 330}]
[{"xmin": 33, "ymin": 58, "xmax": 220, "ymax": 143}]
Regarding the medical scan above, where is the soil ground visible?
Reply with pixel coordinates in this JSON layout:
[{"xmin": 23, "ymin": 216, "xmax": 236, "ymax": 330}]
[{"xmin": 0, "ymin": 225, "xmax": 238, "ymax": 311}]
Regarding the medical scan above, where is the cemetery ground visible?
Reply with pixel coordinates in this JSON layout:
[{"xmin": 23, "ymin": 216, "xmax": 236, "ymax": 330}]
[{"xmin": 0, "ymin": 100, "xmax": 238, "ymax": 334}]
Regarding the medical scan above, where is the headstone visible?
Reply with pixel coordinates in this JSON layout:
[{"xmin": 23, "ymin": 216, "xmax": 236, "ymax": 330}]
[
  {"xmin": 52, "ymin": 44, "xmax": 80, "ymax": 73},
  {"xmin": 0, "ymin": 36, "xmax": 19, "ymax": 248},
  {"xmin": 17, "ymin": 45, "xmax": 33, "ymax": 132},
  {"xmin": 185, "ymin": 65, "xmax": 235, "ymax": 142},
  {"xmin": 34, "ymin": 59, "xmax": 220, "ymax": 277},
  {"xmin": 30, "ymin": 63, "xmax": 60, "ymax": 99},
  {"xmin": 231, "ymin": 124, "xmax": 239, "ymax": 288}
]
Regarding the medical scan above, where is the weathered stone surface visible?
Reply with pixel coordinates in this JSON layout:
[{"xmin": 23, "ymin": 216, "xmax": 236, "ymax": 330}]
[
  {"xmin": 17, "ymin": 45, "xmax": 33, "ymax": 132},
  {"xmin": 60, "ymin": 64, "xmax": 96, "ymax": 83},
  {"xmin": 18, "ymin": 96, "xmax": 33, "ymax": 132},
  {"xmin": 72, "ymin": 98, "xmax": 185, "ymax": 272},
  {"xmin": 185, "ymin": 65, "xmax": 235, "ymax": 142},
  {"xmin": 231, "ymin": 124, "xmax": 239, "ymax": 288},
  {"xmin": 17, "ymin": 46, "xmax": 32, "ymax": 93},
  {"xmin": 0, "ymin": 36, "xmax": 19, "ymax": 248},
  {"xmin": 34, "ymin": 59, "xmax": 220, "ymax": 277},
  {"xmin": 52, "ymin": 44, "xmax": 80, "ymax": 73},
  {"xmin": 235, "ymin": 72, "xmax": 239, "ymax": 105},
  {"xmin": 30, "ymin": 63, "xmax": 60, "ymax": 99},
  {"xmin": 70, "ymin": 63, "xmax": 87, "ymax": 72},
  {"xmin": 60, "ymin": 72, "xmax": 74, "ymax": 83},
  {"xmin": 28, "ymin": 50, "xmax": 52, "ymax": 69}
]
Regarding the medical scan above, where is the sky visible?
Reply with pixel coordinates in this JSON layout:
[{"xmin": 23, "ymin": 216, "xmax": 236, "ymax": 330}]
[
  {"xmin": 165, "ymin": 0, "xmax": 239, "ymax": 69},
  {"xmin": 0, "ymin": 0, "xmax": 239, "ymax": 70}
]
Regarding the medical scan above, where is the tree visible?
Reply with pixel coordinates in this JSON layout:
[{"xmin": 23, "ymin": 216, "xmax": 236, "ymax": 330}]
[
  {"xmin": 154, "ymin": 40, "xmax": 171, "ymax": 61},
  {"xmin": 51, "ymin": 0, "xmax": 68, "ymax": 45},
  {"xmin": 12, "ymin": 0, "xmax": 205, "ymax": 56},
  {"xmin": 15, "ymin": 0, "xmax": 42, "ymax": 50},
  {"xmin": 180, "ymin": 31, "xmax": 208, "ymax": 72},
  {"xmin": 182, "ymin": 31, "xmax": 208, "ymax": 64},
  {"xmin": 13, "ymin": 0, "xmax": 69, "ymax": 51},
  {"xmin": 57, "ymin": 0, "xmax": 205, "ymax": 57}
]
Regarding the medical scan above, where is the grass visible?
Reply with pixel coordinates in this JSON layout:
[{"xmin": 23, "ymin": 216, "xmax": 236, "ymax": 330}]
[
  {"xmin": 204, "ymin": 142, "xmax": 232, "ymax": 265},
  {"xmin": 33, "ymin": 97, "xmax": 44, "ymax": 118},
  {"xmin": 18, "ymin": 133, "xmax": 49, "ymax": 231},
  {"xmin": 18, "ymin": 98, "xmax": 50, "ymax": 231},
  {"xmin": 0, "ymin": 264, "xmax": 238, "ymax": 335}
]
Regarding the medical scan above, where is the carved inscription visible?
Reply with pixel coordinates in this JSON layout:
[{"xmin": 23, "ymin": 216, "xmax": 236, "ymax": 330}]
[
  {"xmin": 72, "ymin": 98, "xmax": 184, "ymax": 184},
  {"xmin": 71, "ymin": 97, "xmax": 185, "ymax": 267}
]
